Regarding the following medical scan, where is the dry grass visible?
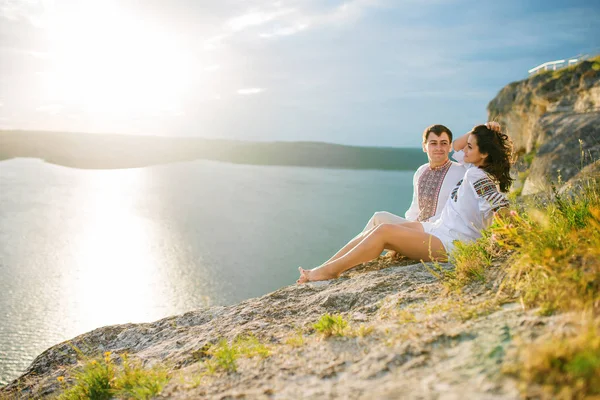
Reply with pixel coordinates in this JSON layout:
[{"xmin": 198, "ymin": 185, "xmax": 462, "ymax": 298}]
[{"xmin": 505, "ymin": 316, "xmax": 600, "ymax": 399}]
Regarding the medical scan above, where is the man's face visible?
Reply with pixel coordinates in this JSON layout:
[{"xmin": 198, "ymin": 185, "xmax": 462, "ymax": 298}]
[{"xmin": 423, "ymin": 132, "xmax": 451, "ymax": 165}]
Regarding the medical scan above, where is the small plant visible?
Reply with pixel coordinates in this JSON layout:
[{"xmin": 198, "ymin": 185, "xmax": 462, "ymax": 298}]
[
  {"xmin": 313, "ymin": 313, "xmax": 349, "ymax": 337},
  {"xmin": 523, "ymin": 152, "xmax": 535, "ymax": 166},
  {"xmin": 204, "ymin": 335, "xmax": 271, "ymax": 374},
  {"xmin": 205, "ymin": 339, "xmax": 239, "ymax": 373},
  {"xmin": 349, "ymin": 324, "xmax": 375, "ymax": 338},
  {"xmin": 112, "ymin": 354, "xmax": 169, "ymax": 399},
  {"xmin": 58, "ymin": 352, "xmax": 114, "ymax": 400},
  {"xmin": 449, "ymin": 237, "xmax": 493, "ymax": 288},
  {"xmin": 285, "ymin": 329, "xmax": 306, "ymax": 347},
  {"xmin": 58, "ymin": 352, "xmax": 169, "ymax": 400},
  {"xmin": 235, "ymin": 335, "xmax": 271, "ymax": 358},
  {"xmin": 424, "ymin": 231, "xmax": 494, "ymax": 292}
]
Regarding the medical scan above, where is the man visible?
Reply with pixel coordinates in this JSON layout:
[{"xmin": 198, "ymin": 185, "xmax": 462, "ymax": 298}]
[{"xmin": 362, "ymin": 124, "xmax": 465, "ymax": 232}]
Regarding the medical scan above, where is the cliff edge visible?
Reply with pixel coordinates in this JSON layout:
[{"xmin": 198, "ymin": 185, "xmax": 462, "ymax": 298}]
[{"xmin": 488, "ymin": 55, "xmax": 600, "ymax": 195}]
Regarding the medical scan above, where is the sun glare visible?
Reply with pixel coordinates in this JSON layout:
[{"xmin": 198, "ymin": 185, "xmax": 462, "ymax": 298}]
[
  {"xmin": 44, "ymin": 2, "xmax": 194, "ymax": 116},
  {"xmin": 69, "ymin": 168, "xmax": 166, "ymax": 330}
]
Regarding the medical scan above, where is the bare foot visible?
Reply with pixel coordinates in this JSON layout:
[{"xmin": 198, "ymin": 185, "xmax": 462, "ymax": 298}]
[
  {"xmin": 296, "ymin": 266, "xmax": 338, "ymax": 284},
  {"xmin": 296, "ymin": 267, "xmax": 310, "ymax": 284}
]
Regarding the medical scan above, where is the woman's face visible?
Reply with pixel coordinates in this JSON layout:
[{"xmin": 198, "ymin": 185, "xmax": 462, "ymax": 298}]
[{"xmin": 463, "ymin": 134, "xmax": 488, "ymax": 166}]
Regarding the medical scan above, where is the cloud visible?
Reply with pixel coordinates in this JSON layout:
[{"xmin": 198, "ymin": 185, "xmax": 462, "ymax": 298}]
[
  {"xmin": 201, "ymin": 0, "xmax": 380, "ymax": 49},
  {"xmin": 259, "ymin": 23, "xmax": 308, "ymax": 38},
  {"xmin": 227, "ymin": 8, "xmax": 296, "ymax": 32},
  {"xmin": 237, "ymin": 88, "xmax": 265, "ymax": 95}
]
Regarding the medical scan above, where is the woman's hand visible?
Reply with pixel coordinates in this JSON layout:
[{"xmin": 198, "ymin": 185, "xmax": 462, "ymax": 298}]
[{"xmin": 486, "ymin": 121, "xmax": 501, "ymax": 132}]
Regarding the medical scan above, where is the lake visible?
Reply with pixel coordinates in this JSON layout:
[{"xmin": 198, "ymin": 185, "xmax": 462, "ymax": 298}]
[{"xmin": 0, "ymin": 158, "xmax": 414, "ymax": 385}]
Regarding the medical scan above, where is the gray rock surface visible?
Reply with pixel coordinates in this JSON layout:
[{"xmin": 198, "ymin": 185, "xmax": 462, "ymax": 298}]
[{"xmin": 0, "ymin": 257, "xmax": 561, "ymax": 399}]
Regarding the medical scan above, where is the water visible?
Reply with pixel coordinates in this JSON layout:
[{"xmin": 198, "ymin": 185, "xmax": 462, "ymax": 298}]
[{"xmin": 0, "ymin": 157, "xmax": 414, "ymax": 385}]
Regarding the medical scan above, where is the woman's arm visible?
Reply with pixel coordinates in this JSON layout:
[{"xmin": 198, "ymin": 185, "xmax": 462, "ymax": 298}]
[
  {"xmin": 452, "ymin": 133, "xmax": 469, "ymax": 152},
  {"xmin": 452, "ymin": 122, "xmax": 501, "ymax": 152}
]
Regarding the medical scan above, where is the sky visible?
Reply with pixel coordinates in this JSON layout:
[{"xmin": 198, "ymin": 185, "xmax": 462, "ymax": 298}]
[{"xmin": 0, "ymin": 0, "xmax": 599, "ymax": 147}]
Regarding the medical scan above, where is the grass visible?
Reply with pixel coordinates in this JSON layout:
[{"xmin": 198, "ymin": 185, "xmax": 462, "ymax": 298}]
[
  {"xmin": 522, "ymin": 150, "xmax": 536, "ymax": 167},
  {"xmin": 204, "ymin": 335, "xmax": 271, "ymax": 374},
  {"xmin": 425, "ymin": 298, "xmax": 500, "ymax": 322},
  {"xmin": 424, "ymin": 162, "xmax": 600, "ymax": 397},
  {"xmin": 349, "ymin": 324, "xmax": 375, "ymax": 338},
  {"xmin": 442, "ymin": 177, "xmax": 600, "ymax": 315},
  {"xmin": 313, "ymin": 313, "xmax": 349, "ymax": 338},
  {"xmin": 285, "ymin": 328, "xmax": 306, "ymax": 347},
  {"xmin": 494, "ymin": 184, "xmax": 600, "ymax": 315},
  {"xmin": 424, "ymin": 233, "xmax": 495, "ymax": 292},
  {"xmin": 57, "ymin": 352, "xmax": 169, "ymax": 400},
  {"xmin": 506, "ymin": 317, "xmax": 600, "ymax": 398}
]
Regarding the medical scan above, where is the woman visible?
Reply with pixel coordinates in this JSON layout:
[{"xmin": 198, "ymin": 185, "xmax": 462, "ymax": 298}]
[{"xmin": 297, "ymin": 122, "xmax": 513, "ymax": 284}]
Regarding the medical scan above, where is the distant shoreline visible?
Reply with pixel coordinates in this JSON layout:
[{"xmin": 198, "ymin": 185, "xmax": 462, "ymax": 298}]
[{"xmin": 0, "ymin": 130, "xmax": 427, "ymax": 171}]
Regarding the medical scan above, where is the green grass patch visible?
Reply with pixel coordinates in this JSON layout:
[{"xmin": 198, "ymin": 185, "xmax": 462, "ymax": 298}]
[
  {"xmin": 204, "ymin": 335, "xmax": 271, "ymax": 374},
  {"xmin": 522, "ymin": 150, "xmax": 536, "ymax": 167},
  {"xmin": 493, "ymin": 180, "xmax": 600, "ymax": 315},
  {"xmin": 425, "ymin": 234, "xmax": 494, "ymax": 291},
  {"xmin": 434, "ymin": 177, "xmax": 600, "ymax": 316},
  {"xmin": 57, "ymin": 352, "xmax": 169, "ymax": 400},
  {"xmin": 313, "ymin": 313, "xmax": 349, "ymax": 337}
]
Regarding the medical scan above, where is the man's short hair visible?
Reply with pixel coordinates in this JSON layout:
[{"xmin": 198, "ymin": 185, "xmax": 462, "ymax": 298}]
[{"xmin": 422, "ymin": 124, "xmax": 453, "ymax": 143}]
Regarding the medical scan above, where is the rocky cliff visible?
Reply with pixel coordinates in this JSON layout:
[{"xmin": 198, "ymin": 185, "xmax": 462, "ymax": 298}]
[
  {"xmin": 488, "ymin": 56, "xmax": 600, "ymax": 195},
  {"xmin": 0, "ymin": 258, "xmax": 555, "ymax": 399}
]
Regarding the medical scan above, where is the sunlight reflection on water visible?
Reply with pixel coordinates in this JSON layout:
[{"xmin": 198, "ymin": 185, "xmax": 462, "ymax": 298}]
[
  {"xmin": 0, "ymin": 157, "xmax": 415, "ymax": 385},
  {"xmin": 66, "ymin": 169, "xmax": 166, "ymax": 329}
]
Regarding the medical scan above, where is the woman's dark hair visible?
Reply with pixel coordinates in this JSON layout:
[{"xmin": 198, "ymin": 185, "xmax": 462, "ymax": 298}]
[{"xmin": 470, "ymin": 124, "xmax": 514, "ymax": 192}]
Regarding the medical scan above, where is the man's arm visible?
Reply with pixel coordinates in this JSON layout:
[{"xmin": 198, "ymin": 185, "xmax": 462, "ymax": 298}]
[{"xmin": 405, "ymin": 167, "xmax": 422, "ymax": 221}]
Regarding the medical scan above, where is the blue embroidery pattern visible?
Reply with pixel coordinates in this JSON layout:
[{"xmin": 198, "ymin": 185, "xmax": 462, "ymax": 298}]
[
  {"xmin": 472, "ymin": 177, "xmax": 509, "ymax": 212},
  {"xmin": 451, "ymin": 179, "xmax": 463, "ymax": 202}
]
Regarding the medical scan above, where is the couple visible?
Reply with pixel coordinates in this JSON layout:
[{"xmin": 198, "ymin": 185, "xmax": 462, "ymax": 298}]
[{"xmin": 297, "ymin": 122, "xmax": 513, "ymax": 284}]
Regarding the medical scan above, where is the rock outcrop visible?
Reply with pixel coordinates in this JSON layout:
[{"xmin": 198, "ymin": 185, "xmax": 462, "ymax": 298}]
[
  {"xmin": 488, "ymin": 56, "xmax": 600, "ymax": 195},
  {"xmin": 0, "ymin": 258, "xmax": 557, "ymax": 399}
]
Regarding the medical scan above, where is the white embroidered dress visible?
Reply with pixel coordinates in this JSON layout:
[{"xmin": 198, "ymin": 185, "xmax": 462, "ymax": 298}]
[{"xmin": 421, "ymin": 149, "xmax": 509, "ymax": 254}]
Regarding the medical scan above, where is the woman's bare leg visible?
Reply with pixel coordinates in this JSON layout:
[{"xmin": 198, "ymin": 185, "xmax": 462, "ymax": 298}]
[
  {"xmin": 320, "ymin": 227, "xmax": 376, "ymax": 266},
  {"xmin": 298, "ymin": 223, "xmax": 445, "ymax": 283},
  {"xmin": 319, "ymin": 221, "xmax": 424, "ymax": 266}
]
